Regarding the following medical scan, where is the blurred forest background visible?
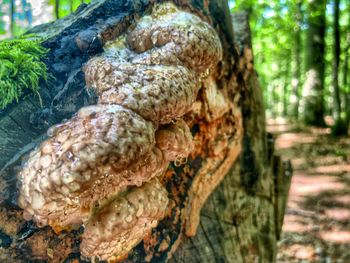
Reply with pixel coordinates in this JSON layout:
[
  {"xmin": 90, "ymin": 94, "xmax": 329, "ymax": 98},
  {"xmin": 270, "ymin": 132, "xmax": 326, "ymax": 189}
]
[
  {"xmin": 0, "ymin": 0, "xmax": 91, "ymax": 37},
  {"xmin": 0, "ymin": 0, "xmax": 349, "ymax": 135},
  {"xmin": 230, "ymin": 0, "xmax": 350, "ymax": 136},
  {"xmin": 0, "ymin": 0, "xmax": 350, "ymax": 262}
]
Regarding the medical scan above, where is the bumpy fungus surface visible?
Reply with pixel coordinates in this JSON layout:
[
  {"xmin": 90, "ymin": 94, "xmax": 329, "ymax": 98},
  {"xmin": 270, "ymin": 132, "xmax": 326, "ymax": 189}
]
[
  {"xmin": 18, "ymin": 3, "xmax": 222, "ymax": 261},
  {"xmin": 81, "ymin": 179, "xmax": 169, "ymax": 261}
]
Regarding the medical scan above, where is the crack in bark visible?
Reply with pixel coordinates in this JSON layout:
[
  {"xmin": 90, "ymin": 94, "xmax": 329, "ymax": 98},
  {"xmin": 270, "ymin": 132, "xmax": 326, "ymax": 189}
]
[
  {"xmin": 199, "ymin": 220, "xmax": 220, "ymax": 261},
  {"xmin": 8, "ymin": 115, "xmax": 26, "ymax": 133}
]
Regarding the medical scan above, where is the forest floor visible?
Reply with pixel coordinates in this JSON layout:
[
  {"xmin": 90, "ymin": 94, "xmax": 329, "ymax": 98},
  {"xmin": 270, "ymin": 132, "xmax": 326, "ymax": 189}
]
[{"xmin": 267, "ymin": 118, "xmax": 350, "ymax": 263}]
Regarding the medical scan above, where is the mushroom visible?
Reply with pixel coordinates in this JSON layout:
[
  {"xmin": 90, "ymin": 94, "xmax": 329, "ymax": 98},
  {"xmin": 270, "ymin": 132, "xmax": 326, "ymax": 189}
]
[
  {"xmin": 18, "ymin": 2, "xmax": 222, "ymax": 261},
  {"xmin": 80, "ymin": 178, "xmax": 169, "ymax": 261}
]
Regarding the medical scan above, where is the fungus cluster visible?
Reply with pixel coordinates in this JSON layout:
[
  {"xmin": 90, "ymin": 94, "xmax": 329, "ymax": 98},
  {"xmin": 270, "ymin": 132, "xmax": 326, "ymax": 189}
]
[{"xmin": 18, "ymin": 3, "xmax": 222, "ymax": 261}]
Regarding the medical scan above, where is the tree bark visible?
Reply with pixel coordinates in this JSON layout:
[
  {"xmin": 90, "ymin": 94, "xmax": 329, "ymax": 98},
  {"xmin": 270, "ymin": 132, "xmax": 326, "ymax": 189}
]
[
  {"xmin": 342, "ymin": 7, "xmax": 350, "ymax": 134},
  {"xmin": 344, "ymin": 37, "xmax": 350, "ymax": 132},
  {"xmin": 331, "ymin": 0, "xmax": 346, "ymax": 135},
  {"xmin": 55, "ymin": 0, "xmax": 60, "ymax": 19},
  {"xmin": 283, "ymin": 57, "xmax": 290, "ymax": 117},
  {"xmin": 301, "ymin": 0, "xmax": 326, "ymax": 126},
  {"xmin": 172, "ymin": 12, "xmax": 292, "ymax": 262},
  {"xmin": 0, "ymin": 1, "xmax": 291, "ymax": 262},
  {"xmin": 290, "ymin": 1, "xmax": 302, "ymax": 119},
  {"xmin": 10, "ymin": 0, "xmax": 15, "ymax": 36}
]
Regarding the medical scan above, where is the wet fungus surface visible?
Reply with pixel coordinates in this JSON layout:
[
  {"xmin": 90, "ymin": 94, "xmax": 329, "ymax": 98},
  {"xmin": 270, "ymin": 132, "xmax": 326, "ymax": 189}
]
[{"xmin": 18, "ymin": 3, "xmax": 224, "ymax": 261}]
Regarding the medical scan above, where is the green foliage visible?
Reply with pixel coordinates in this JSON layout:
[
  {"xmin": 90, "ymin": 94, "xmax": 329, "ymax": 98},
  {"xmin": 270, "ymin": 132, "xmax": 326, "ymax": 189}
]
[
  {"xmin": 230, "ymin": 0, "xmax": 350, "ymax": 124},
  {"xmin": 49, "ymin": 0, "xmax": 91, "ymax": 19},
  {"xmin": 0, "ymin": 35, "xmax": 49, "ymax": 109},
  {"xmin": 231, "ymin": 0, "xmax": 300, "ymax": 116},
  {"xmin": 0, "ymin": 8, "xmax": 5, "ymax": 35}
]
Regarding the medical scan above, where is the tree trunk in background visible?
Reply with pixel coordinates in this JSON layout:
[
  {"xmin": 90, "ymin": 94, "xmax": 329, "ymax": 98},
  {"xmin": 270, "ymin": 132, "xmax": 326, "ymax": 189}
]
[
  {"xmin": 290, "ymin": 1, "xmax": 302, "ymax": 119},
  {"xmin": 10, "ymin": 0, "xmax": 15, "ymax": 36},
  {"xmin": 70, "ymin": 0, "xmax": 74, "ymax": 13},
  {"xmin": 301, "ymin": 0, "xmax": 326, "ymax": 126},
  {"xmin": 283, "ymin": 57, "xmax": 290, "ymax": 117},
  {"xmin": 272, "ymin": 85, "xmax": 279, "ymax": 118},
  {"xmin": 0, "ymin": 1, "xmax": 291, "ymax": 262},
  {"xmin": 55, "ymin": 0, "xmax": 60, "ymax": 19},
  {"xmin": 343, "ymin": 11, "xmax": 350, "ymax": 134},
  {"xmin": 22, "ymin": 0, "xmax": 33, "ymax": 26},
  {"xmin": 331, "ymin": 0, "xmax": 346, "ymax": 135}
]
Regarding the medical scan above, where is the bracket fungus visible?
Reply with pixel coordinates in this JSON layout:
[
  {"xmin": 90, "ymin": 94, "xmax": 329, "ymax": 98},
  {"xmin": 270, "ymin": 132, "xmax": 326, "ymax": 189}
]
[{"xmin": 18, "ymin": 2, "xmax": 224, "ymax": 261}]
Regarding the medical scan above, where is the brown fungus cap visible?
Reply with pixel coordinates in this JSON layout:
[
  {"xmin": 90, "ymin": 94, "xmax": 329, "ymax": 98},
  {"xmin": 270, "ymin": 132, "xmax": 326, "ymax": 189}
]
[
  {"xmin": 156, "ymin": 119, "xmax": 194, "ymax": 162},
  {"xmin": 85, "ymin": 57, "xmax": 199, "ymax": 125},
  {"xmin": 80, "ymin": 178, "xmax": 169, "ymax": 261},
  {"xmin": 18, "ymin": 2, "xmax": 222, "ymax": 261},
  {"xmin": 18, "ymin": 105, "xmax": 155, "ymax": 227},
  {"xmin": 127, "ymin": 3, "xmax": 223, "ymax": 73}
]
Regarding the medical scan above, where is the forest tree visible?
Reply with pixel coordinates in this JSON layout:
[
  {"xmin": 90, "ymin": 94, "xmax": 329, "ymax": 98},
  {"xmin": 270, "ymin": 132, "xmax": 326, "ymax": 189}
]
[{"xmin": 0, "ymin": 1, "xmax": 290, "ymax": 262}]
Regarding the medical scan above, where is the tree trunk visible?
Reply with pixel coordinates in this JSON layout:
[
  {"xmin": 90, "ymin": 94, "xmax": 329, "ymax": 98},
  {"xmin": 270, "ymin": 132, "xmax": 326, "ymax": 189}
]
[
  {"xmin": 55, "ymin": 0, "xmax": 60, "ymax": 19},
  {"xmin": 290, "ymin": 1, "xmax": 302, "ymax": 119},
  {"xmin": 0, "ymin": 1, "xmax": 291, "ymax": 262},
  {"xmin": 301, "ymin": 0, "xmax": 326, "ymax": 126},
  {"xmin": 343, "ymin": 8, "xmax": 350, "ymax": 134},
  {"xmin": 283, "ymin": 57, "xmax": 290, "ymax": 117},
  {"xmin": 331, "ymin": 0, "xmax": 346, "ymax": 135},
  {"xmin": 344, "ymin": 43, "xmax": 350, "ymax": 132},
  {"xmin": 21, "ymin": 0, "xmax": 33, "ymax": 26},
  {"xmin": 70, "ymin": 0, "xmax": 74, "ymax": 14},
  {"xmin": 10, "ymin": 0, "xmax": 15, "ymax": 36}
]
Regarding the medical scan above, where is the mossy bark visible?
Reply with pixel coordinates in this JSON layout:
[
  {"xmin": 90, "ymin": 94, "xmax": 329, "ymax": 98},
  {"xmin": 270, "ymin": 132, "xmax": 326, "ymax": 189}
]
[{"xmin": 0, "ymin": 1, "xmax": 291, "ymax": 262}]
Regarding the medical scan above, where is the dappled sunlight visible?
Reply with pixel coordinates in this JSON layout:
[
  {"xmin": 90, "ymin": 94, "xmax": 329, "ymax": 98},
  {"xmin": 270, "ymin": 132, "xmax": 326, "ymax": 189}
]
[
  {"xmin": 287, "ymin": 197, "xmax": 305, "ymax": 209},
  {"xmin": 290, "ymin": 174, "xmax": 345, "ymax": 196},
  {"xmin": 275, "ymin": 133, "xmax": 318, "ymax": 150},
  {"xmin": 324, "ymin": 208, "xmax": 350, "ymax": 221},
  {"xmin": 292, "ymin": 156, "xmax": 347, "ymax": 172},
  {"xmin": 283, "ymin": 214, "xmax": 315, "ymax": 233},
  {"xmin": 324, "ymin": 116, "xmax": 335, "ymax": 127},
  {"xmin": 311, "ymin": 156, "xmax": 346, "ymax": 167},
  {"xmin": 288, "ymin": 244, "xmax": 316, "ymax": 260},
  {"xmin": 334, "ymin": 195, "xmax": 350, "ymax": 206},
  {"xmin": 266, "ymin": 118, "xmax": 297, "ymax": 134},
  {"xmin": 272, "ymin": 120, "xmax": 350, "ymax": 262},
  {"xmin": 266, "ymin": 124, "xmax": 297, "ymax": 134},
  {"xmin": 308, "ymin": 126, "xmax": 332, "ymax": 135},
  {"xmin": 319, "ymin": 231, "xmax": 350, "ymax": 244},
  {"xmin": 266, "ymin": 117, "xmax": 289, "ymax": 125},
  {"xmin": 291, "ymin": 158, "xmax": 307, "ymax": 169},
  {"xmin": 312, "ymin": 165, "xmax": 350, "ymax": 174}
]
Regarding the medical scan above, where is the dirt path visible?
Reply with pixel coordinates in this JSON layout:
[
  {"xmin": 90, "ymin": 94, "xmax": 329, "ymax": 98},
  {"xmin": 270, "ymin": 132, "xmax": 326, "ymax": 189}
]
[{"xmin": 267, "ymin": 119, "xmax": 350, "ymax": 263}]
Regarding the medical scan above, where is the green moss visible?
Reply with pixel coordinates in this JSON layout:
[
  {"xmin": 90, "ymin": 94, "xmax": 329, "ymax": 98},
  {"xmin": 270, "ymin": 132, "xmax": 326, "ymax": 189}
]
[{"xmin": 0, "ymin": 34, "xmax": 49, "ymax": 109}]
